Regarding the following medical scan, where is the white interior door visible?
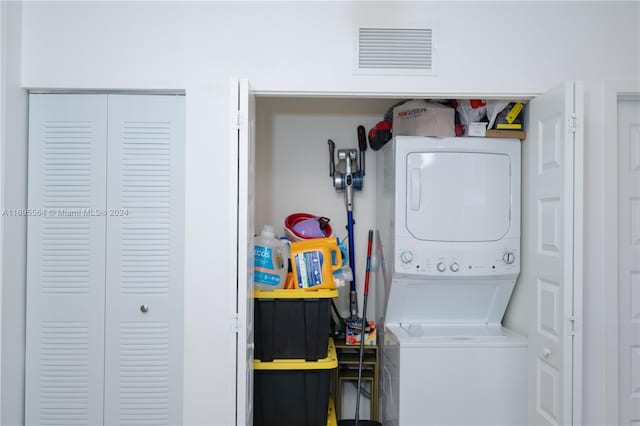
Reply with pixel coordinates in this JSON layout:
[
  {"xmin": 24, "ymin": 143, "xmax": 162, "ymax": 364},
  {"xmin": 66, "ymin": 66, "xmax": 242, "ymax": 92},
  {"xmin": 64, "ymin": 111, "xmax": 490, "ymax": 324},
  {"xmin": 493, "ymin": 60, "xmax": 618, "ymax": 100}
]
[
  {"xmin": 525, "ymin": 82, "xmax": 583, "ymax": 426},
  {"xmin": 103, "ymin": 95, "xmax": 185, "ymax": 426},
  {"xmin": 232, "ymin": 79, "xmax": 255, "ymax": 426},
  {"xmin": 618, "ymin": 98, "xmax": 640, "ymax": 426},
  {"xmin": 26, "ymin": 93, "xmax": 185, "ymax": 426},
  {"xmin": 25, "ymin": 94, "xmax": 108, "ymax": 425}
]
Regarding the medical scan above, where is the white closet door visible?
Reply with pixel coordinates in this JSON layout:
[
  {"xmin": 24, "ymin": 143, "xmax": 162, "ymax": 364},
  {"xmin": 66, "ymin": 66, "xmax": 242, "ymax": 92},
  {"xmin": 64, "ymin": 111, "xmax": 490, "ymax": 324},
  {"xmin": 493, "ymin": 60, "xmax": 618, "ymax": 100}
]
[
  {"xmin": 103, "ymin": 95, "xmax": 185, "ymax": 426},
  {"xmin": 232, "ymin": 78, "xmax": 255, "ymax": 426},
  {"xmin": 525, "ymin": 82, "xmax": 583, "ymax": 426},
  {"xmin": 25, "ymin": 94, "xmax": 108, "ymax": 426}
]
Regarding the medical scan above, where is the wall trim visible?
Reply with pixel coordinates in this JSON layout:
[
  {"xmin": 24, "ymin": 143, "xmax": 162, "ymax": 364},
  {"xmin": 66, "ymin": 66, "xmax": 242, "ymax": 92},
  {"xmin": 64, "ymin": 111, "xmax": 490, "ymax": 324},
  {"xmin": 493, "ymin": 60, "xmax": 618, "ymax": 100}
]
[
  {"xmin": 252, "ymin": 90, "xmax": 539, "ymax": 100},
  {"xmin": 27, "ymin": 88, "xmax": 185, "ymax": 96}
]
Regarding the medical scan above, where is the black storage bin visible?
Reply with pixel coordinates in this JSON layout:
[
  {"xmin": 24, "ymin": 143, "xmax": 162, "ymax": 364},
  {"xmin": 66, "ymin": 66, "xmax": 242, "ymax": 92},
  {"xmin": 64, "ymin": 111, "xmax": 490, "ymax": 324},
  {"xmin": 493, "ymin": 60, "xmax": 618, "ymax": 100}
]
[
  {"xmin": 253, "ymin": 339, "xmax": 337, "ymax": 426},
  {"xmin": 254, "ymin": 289, "xmax": 338, "ymax": 361}
]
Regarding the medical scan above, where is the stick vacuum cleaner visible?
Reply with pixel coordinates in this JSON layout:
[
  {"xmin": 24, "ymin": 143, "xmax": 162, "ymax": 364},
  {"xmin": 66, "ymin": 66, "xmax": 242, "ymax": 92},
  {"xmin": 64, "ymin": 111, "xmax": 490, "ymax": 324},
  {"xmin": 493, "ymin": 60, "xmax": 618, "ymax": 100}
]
[{"xmin": 328, "ymin": 125, "xmax": 367, "ymax": 320}]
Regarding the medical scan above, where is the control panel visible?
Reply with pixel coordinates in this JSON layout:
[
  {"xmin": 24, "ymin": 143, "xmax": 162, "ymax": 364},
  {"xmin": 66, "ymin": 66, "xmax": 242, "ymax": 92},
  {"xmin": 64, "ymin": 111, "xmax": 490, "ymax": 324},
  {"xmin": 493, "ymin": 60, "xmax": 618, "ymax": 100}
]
[{"xmin": 396, "ymin": 246, "xmax": 520, "ymax": 277}]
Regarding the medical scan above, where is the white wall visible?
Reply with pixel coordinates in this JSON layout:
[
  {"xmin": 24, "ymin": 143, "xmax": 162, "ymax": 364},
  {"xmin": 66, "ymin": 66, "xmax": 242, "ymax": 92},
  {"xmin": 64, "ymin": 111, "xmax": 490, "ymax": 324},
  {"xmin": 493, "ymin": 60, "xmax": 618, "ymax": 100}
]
[
  {"xmin": 8, "ymin": 2, "xmax": 640, "ymax": 425},
  {"xmin": 579, "ymin": 81, "xmax": 608, "ymax": 426},
  {"xmin": 20, "ymin": 2, "xmax": 640, "ymax": 95},
  {"xmin": 0, "ymin": 2, "xmax": 27, "ymax": 426}
]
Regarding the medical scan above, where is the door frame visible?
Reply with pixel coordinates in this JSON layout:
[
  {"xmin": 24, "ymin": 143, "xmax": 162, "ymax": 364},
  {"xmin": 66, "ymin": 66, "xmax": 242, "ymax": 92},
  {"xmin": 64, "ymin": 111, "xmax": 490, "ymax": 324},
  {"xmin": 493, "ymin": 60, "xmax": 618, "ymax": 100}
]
[
  {"xmin": 0, "ymin": 3, "xmax": 5, "ymax": 419},
  {"xmin": 602, "ymin": 81, "xmax": 640, "ymax": 426},
  {"xmin": 233, "ymin": 84, "xmax": 584, "ymax": 425}
]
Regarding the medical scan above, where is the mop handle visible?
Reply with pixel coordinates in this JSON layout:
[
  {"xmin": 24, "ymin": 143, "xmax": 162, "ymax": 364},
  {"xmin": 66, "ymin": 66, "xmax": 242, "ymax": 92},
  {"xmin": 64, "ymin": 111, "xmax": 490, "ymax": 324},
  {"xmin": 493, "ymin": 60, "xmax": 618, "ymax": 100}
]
[
  {"xmin": 364, "ymin": 229, "xmax": 373, "ymax": 294},
  {"xmin": 354, "ymin": 229, "xmax": 374, "ymax": 426}
]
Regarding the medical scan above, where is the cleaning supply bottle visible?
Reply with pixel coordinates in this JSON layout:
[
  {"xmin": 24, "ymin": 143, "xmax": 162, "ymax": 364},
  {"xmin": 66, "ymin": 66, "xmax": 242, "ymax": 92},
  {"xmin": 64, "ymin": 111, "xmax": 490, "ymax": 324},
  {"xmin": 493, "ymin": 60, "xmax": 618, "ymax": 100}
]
[
  {"xmin": 289, "ymin": 237, "xmax": 343, "ymax": 290},
  {"xmin": 254, "ymin": 225, "xmax": 288, "ymax": 291}
]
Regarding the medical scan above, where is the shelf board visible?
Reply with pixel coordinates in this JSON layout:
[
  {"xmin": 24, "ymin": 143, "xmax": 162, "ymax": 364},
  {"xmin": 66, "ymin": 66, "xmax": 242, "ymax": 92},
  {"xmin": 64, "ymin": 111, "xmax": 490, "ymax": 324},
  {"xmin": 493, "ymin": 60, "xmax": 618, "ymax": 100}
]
[
  {"xmin": 336, "ymin": 352, "xmax": 376, "ymax": 364},
  {"xmin": 338, "ymin": 368, "xmax": 375, "ymax": 380}
]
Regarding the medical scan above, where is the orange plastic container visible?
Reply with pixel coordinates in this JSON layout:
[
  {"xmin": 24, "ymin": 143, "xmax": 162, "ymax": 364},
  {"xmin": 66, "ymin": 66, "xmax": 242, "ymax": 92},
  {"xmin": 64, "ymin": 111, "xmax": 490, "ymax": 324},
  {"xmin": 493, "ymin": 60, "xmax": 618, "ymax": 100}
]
[{"xmin": 289, "ymin": 237, "xmax": 343, "ymax": 290}]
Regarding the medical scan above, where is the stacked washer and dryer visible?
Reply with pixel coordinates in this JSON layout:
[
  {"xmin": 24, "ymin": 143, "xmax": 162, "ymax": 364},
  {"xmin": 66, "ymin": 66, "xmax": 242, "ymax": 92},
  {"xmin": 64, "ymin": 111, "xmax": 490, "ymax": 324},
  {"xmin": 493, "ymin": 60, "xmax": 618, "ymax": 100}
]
[{"xmin": 375, "ymin": 136, "xmax": 527, "ymax": 426}]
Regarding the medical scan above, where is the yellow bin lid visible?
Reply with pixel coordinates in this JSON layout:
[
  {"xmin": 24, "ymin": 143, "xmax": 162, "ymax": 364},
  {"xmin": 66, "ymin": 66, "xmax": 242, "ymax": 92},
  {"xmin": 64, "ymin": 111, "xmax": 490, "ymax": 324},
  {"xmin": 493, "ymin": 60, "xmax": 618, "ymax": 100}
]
[
  {"xmin": 254, "ymin": 288, "xmax": 338, "ymax": 299},
  {"xmin": 253, "ymin": 338, "xmax": 337, "ymax": 370}
]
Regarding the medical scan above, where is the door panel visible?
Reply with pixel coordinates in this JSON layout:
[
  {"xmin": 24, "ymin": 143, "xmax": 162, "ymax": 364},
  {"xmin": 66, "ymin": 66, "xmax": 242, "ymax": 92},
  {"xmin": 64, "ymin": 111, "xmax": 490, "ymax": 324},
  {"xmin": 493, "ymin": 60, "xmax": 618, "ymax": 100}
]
[
  {"xmin": 525, "ymin": 82, "xmax": 581, "ymax": 426},
  {"xmin": 25, "ymin": 94, "xmax": 108, "ymax": 425},
  {"xmin": 618, "ymin": 98, "xmax": 640, "ymax": 425},
  {"xmin": 405, "ymin": 152, "xmax": 511, "ymax": 242},
  {"xmin": 103, "ymin": 95, "xmax": 185, "ymax": 426},
  {"xmin": 233, "ymin": 78, "xmax": 255, "ymax": 426}
]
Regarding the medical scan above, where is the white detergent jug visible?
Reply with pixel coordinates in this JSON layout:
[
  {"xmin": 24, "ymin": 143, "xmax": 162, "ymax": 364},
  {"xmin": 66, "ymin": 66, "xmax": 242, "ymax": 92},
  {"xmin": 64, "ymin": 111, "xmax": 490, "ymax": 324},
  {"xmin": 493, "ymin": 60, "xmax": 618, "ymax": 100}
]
[{"xmin": 253, "ymin": 225, "xmax": 289, "ymax": 291}]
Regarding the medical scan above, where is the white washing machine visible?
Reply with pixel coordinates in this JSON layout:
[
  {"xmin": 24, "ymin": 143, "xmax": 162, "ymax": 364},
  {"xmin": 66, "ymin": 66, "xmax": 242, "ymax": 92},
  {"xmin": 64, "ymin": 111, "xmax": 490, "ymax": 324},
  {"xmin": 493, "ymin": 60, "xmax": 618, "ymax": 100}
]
[
  {"xmin": 374, "ymin": 136, "xmax": 527, "ymax": 426},
  {"xmin": 382, "ymin": 325, "xmax": 527, "ymax": 426}
]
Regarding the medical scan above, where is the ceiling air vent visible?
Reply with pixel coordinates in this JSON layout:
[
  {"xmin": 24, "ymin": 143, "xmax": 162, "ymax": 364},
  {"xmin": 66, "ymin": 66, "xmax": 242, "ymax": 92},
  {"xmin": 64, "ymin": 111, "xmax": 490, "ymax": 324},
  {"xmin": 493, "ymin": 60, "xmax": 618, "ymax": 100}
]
[{"xmin": 356, "ymin": 27, "xmax": 436, "ymax": 75}]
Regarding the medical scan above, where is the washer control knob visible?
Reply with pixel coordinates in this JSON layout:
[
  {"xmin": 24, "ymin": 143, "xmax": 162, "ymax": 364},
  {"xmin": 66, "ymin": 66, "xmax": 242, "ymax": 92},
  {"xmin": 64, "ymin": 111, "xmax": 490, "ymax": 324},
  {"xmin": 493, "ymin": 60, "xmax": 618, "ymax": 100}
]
[
  {"xmin": 450, "ymin": 262, "xmax": 460, "ymax": 272},
  {"xmin": 436, "ymin": 262, "xmax": 446, "ymax": 272},
  {"xmin": 503, "ymin": 252, "xmax": 516, "ymax": 265},
  {"xmin": 400, "ymin": 250, "xmax": 414, "ymax": 264}
]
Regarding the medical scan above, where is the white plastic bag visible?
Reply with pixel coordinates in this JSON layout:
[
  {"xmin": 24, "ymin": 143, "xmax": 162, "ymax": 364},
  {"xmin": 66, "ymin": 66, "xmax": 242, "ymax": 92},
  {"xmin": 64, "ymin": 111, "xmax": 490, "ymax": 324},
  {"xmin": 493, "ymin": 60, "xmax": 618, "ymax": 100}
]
[{"xmin": 455, "ymin": 99, "xmax": 487, "ymax": 135}]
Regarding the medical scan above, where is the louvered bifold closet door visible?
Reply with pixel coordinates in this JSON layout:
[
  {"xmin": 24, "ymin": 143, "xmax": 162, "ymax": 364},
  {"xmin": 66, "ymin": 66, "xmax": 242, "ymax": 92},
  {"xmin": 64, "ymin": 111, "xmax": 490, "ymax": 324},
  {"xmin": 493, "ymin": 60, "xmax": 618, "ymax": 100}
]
[
  {"xmin": 25, "ymin": 94, "xmax": 108, "ymax": 426},
  {"xmin": 103, "ymin": 95, "xmax": 185, "ymax": 426}
]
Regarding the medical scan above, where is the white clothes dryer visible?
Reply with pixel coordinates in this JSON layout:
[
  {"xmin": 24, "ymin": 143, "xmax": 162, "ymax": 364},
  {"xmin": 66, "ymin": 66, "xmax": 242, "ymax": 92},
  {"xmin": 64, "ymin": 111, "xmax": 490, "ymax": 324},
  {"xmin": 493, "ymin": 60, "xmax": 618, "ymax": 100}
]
[{"xmin": 374, "ymin": 136, "xmax": 527, "ymax": 426}]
